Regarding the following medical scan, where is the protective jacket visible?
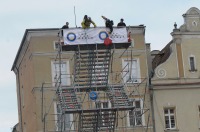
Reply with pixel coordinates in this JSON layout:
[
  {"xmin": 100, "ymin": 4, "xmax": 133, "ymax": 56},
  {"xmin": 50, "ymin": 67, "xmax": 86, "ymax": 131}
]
[{"xmin": 81, "ymin": 19, "xmax": 96, "ymax": 29}]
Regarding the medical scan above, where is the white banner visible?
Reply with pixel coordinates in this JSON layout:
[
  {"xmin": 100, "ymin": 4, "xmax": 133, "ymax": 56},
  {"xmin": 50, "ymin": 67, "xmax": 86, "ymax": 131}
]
[{"xmin": 63, "ymin": 27, "xmax": 128, "ymax": 45}]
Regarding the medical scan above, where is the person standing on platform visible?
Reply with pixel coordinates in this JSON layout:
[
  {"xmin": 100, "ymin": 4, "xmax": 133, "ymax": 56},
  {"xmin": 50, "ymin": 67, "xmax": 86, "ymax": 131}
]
[
  {"xmin": 117, "ymin": 18, "xmax": 126, "ymax": 27},
  {"xmin": 61, "ymin": 22, "xmax": 69, "ymax": 36}
]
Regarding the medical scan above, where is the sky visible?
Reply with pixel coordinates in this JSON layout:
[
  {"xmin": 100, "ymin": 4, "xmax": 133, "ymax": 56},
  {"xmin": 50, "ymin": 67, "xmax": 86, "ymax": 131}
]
[{"xmin": 0, "ymin": 0, "xmax": 200, "ymax": 131}]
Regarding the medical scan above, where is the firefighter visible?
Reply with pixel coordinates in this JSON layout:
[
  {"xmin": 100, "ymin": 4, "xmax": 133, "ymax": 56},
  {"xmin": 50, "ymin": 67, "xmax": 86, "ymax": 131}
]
[
  {"xmin": 81, "ymin": 15, "xmax": 96, "ymax": 29},
  {"xmin": 102, "ymin": 16, "xmax": 114, "ymax": 34}
]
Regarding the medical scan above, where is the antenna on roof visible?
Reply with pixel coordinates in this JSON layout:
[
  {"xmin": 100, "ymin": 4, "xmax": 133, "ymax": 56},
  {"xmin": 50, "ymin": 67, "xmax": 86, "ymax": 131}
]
[{"xmin": 74, "ymin": 6, "xmax": 77, "ymax": 28}]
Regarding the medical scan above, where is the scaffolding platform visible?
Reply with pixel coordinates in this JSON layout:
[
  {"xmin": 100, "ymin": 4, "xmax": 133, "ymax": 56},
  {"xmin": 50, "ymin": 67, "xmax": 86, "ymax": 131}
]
[
  {"xmin": 62, "ymin": 85, "xmax": 108, "ymax": 91},
  {"xmin": 64, "ymin": 106, "xmax": 135, "ymax": 114},
  {"xmin": 62, "ymin": 42, "xmax": 131, "ymax": 51}
]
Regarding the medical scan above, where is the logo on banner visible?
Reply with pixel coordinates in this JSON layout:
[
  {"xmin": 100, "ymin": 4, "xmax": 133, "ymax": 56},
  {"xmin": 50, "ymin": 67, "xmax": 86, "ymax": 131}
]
[
  {"xmin": 66, "ymin": 32, "xmax": 76, "ymax": 42},
  {"xmin": 99, "ymin": 31, "xmax": 108, "ymax": 40},
  {"xmin": 77, "ymin": 32, "xmax": 93, "ymax": 40},
  {"xmin": 110, "ymin": 33, "xmax": 125, "ymax": 39}
]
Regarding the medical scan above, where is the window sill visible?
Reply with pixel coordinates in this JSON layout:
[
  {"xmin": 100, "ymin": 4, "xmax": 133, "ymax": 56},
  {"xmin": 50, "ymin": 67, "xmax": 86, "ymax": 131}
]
[
  {"xmin": 189, "ymin": 69, "xmax": 197, "ymax": 72},
  {"xmin": 125, "ymin": 81, "xmax": 141, "ymax": 84},
  {"xmin": 164, "ymin": 129, "xmax": 179, "ymax": 132}
]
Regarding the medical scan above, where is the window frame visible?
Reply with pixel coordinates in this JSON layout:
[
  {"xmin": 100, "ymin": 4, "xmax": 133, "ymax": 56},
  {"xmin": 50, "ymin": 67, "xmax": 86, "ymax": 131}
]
[
  {"xmin": 164, "ymin": 107, "xmax": 177, "ymax": 130},
  {"xmin": 127, "ymin": 99, "xmax": 144, "ymax": 127},
  {"xmin": 122, "ymin": 58, "xmax": 141, "ymax": 83},
  {"xmin": 53, "ymin": 41, "xmax": 60, "ymax": 50},
  {"xmin": 54, "ymin": 102, "xmax": 74, "ymax": 131},
  {"xmin": 188, "ymin": 55, "xmax": 197, "ymax": 72},
  {"xmin": 51, "ymin": 60, "xmax": 71, "ymax": 86}
]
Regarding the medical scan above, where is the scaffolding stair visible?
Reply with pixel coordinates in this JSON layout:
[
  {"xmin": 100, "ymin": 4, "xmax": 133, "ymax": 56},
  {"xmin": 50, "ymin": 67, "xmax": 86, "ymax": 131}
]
[
  {"xmin": 79, "ymin": 110, "xmax": 116, "ymax": 132},
  {"xmin": 107, "ymin": 85, "xmax": 132, "ymax": 107},
  {"xmin": 74, "ymin": 49, "xmax": 111, "ymax": 89},
  {"xmin": 57, "ymin": 88, "xmax": 81, "ymax": 111}
]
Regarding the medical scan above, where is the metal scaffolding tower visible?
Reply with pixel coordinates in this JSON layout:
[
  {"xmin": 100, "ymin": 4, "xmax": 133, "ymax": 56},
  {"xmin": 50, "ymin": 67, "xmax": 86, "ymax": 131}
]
[{"xmin": 41, "ymin": 28, "xmax": 152, "ymax": 132}]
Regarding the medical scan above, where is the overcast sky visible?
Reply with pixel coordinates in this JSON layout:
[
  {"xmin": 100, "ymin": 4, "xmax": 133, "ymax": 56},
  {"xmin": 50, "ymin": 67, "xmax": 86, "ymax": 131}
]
[{"xmin": 1, "ymin": 0, "xmax": 200, "ymax": 131}]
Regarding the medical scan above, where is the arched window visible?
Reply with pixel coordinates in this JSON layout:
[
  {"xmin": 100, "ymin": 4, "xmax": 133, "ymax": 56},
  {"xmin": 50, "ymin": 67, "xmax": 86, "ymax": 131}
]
[{"xmin": 192, "ymin": 21, "xmax": 197, "ymax": 27}]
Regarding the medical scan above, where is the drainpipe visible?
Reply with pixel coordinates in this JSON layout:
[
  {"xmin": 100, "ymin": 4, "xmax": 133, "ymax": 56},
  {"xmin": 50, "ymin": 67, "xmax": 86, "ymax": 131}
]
[{"xmin": 149, "ymin": 71, "xmax": 156, "ymax": 132}]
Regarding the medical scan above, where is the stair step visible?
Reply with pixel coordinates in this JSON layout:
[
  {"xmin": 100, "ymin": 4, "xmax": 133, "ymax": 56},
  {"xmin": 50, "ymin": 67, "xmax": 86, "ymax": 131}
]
[
  {"xmin": 76, "ymin": 55, "xmax": 111, "ymax": 58},
  {"xmin": 76, "ymin": 58, "xmax": 110, "ymax": 62},
  {"xmin": 75, "ymin": 67, "xmax": 109, "ymax": 71},
  {"xmin": 74, "ymin": 79, "xmax": 108, "ymax": 82},
  {"xmin": 76, "ymin": 53, "xmax": 111, "ymax": 56},
  {"xmin": 75, "ymin": 63, "xmax": 109, "ymax": 67},
  {"xmin": 75, "ymin": 48, "xmax": 111, "ymax": 53},
  {"xmin": 74, "ymin": 74, "xmax": 108, "ymax": 78}
]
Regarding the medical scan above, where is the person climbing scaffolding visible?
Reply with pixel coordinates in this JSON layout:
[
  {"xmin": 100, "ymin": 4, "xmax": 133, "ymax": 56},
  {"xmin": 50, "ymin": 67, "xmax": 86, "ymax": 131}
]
[{"xmin": 102, "ymin": 16, "xmax": 114, "ymax": 34}]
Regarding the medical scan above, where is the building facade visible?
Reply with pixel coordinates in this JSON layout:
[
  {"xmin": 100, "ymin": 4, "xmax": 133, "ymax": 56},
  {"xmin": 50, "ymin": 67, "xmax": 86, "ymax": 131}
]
[
  {"xmin": 151, "ymin": 7, "xmax": 200, "ymax": 132},
  {"xmin": 12, "ymin": 26, "xmax": 153, "ymax": 132}
]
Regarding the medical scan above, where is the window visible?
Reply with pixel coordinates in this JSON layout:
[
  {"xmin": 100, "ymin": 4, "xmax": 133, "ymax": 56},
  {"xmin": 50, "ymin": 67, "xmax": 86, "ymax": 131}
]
[
  {"xmin": 192, "ymin": 21, "xmax": 197, "ymax": 27},
  {"xmin": 54, "ymin": 41, "xmax": 60, "ymax": 50},
  {"xmin": 164, "ymin": 108, "xmax": 176, "ymax": 130},
  {"xmin": 122, "ymin": 59, "xmax": 140, "ymax": 83},
  {"xmin": 131, "ymin": 39, "xmax": 134, "ymax": 47},
  {"xmin": 95, "ymin": 101, "xmax": 111, "ymax": 127},
  {"xmin": 55, "ymin": 103, "xmax": 74, "ymax": 131},
  {"xmin": 51, "ymin": 61, "xmax": 70, "ymax": 86},
  {"xmin": 189, "ymin": 56, "xmax": 196, "ymax": 71},
  {"xmin": 128, "ymin": 99, "xmax": 144, "ymax": 126}
]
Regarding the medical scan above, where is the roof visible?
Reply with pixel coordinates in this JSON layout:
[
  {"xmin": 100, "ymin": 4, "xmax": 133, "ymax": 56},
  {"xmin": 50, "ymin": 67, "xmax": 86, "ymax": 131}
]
[
  {"xmin": 11, "ymin": 28, "xmax": 59, "ymax": 71},
  {"xmin": 152, "ymin": 40, "xmax": 173, "ymax": 70}
]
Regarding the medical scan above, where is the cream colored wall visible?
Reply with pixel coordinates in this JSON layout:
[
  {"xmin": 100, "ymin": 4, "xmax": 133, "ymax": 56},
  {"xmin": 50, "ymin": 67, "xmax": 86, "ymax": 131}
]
[
  {"xmin": 153, "ymin": 88, "xmax": 200, "ymax": 132},
  {"xmin": 32, "ymin": 36, "xmax": 58, "ymax": 52},
  {"xmin": 30, "ymin": 36, "xmax": 56, "ymax": 131},
  {"xmin": 152, "ymin": 38, "xmax": 200, "ymax": 131},
  {"xmin": 17, "ymin": 38, "xmax": 37, "ymax": 132},
  {"xmin": 16, "ymin": 35, "xmax": 70, "ymax": 132},
  {"xmin": 152, "ymin": 7, "xmax": 200, "ymax": 132},
  {"xmin": 185, "ymin": 17, "xmax": 200, "ymax": 32},
  {"xmin": 181, "ymin": 37, "xmax": 200, "ymax": 78},
  {"xmin": 133, "ymin": 33, "xmax": 146, "ymax": 49},
  {"xmin": 30, "ymin": 36, "xmax": 74, "ymax": 131},
  {"xmin": 153, "ymin": 43, "xmax": 179, "ymax": 80}
]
